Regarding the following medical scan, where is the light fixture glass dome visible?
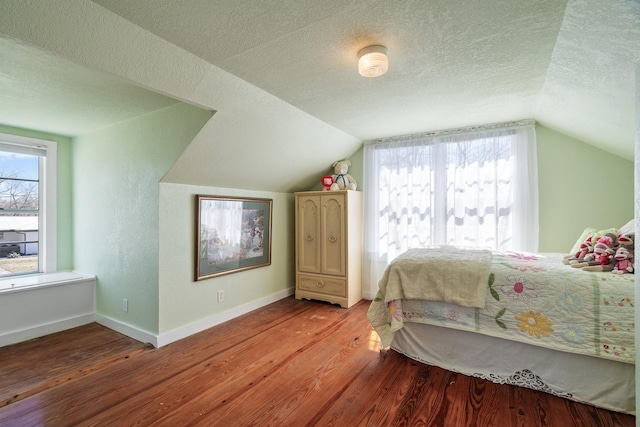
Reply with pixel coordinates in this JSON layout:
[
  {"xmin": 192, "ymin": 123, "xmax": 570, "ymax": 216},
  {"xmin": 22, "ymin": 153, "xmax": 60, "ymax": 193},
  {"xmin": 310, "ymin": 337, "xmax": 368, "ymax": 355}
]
[{"xmin": 358, "ymin": 45, "xmax": 388, "ymax": 78}]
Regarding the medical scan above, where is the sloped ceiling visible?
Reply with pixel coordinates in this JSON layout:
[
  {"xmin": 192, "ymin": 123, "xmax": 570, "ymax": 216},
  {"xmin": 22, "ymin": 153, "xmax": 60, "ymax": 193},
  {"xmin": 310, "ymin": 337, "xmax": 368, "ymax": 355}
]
[
  {"xmin": 91, "ymin": 0, "xmax": 639, "ymax": 160},
  {"xmin": 0, "ymin": 0, "xmax": 638, "ymax": 163},
  {"xmin": 0, "ymin": 37, "xmax": 181, "ymax": 137}
]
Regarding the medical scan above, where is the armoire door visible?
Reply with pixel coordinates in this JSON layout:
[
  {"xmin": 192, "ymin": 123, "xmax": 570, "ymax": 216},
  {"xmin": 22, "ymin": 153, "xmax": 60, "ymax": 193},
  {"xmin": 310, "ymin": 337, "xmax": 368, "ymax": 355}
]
[
  {"xmin": 297, "ymin": 194, "xmax": 321, "ymax": 273},
  {"xmin": 321, "ymin": 194, "xmax": 346, "ymax": 276}
]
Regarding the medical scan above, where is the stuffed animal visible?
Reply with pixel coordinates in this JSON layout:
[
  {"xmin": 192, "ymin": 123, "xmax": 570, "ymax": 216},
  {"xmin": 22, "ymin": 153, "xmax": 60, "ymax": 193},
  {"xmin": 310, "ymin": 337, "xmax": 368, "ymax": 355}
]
[
  {"xmin": 617, "ymin": 224, "xmax": 635, "ymax": 252},
  {"xmin": 564, "ymin": 236, "xmax": 593, "ymax": 265},
  {"xmin": 330, "ymin": 160, "xmax": 357, "ymax": 191},
  {"xmin": 575, "ymin": 237, "xmax": 593, "ymax": 259},
  {"xmin": 321, "ymin": 175, "xmax": 333, "ymax": 191},
  {"xmin": 612, "ymin": 246, "xmax": 634, "ymax": 274},
  {"xmin": 580, "ymin": 234, "xmax": 618, "ymax": 272},
  {"xmin": 613, "ymin": 222, "xmax": 634, "ymax": 274}
]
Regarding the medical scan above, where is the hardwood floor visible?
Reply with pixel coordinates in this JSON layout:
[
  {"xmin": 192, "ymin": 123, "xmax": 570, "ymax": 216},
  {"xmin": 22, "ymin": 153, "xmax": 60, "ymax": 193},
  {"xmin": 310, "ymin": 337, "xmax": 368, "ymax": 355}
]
[{"xmin": 0, "ymin": 297, "xmax": 635, "ymax": 426}]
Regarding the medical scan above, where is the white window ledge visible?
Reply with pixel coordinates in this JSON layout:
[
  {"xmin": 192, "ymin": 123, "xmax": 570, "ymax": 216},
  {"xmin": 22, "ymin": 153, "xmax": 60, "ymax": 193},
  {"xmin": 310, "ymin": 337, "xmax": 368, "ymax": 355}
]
[{"xmin": 0, "ymin": 271, "xmax": 95, "ymax": 294}]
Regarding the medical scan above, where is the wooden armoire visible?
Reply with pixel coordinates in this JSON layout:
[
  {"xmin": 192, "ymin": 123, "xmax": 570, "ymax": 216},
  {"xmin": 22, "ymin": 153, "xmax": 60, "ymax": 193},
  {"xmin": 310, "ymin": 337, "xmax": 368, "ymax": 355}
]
[{"xmin": 294, "ymin": 190, "xmax": 362, "ymax": 308}]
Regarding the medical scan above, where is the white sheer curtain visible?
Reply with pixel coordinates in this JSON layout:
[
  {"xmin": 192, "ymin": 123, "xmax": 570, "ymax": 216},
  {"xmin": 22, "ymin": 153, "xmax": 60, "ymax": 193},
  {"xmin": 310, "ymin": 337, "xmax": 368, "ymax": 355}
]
[{"xmin": 362, "ymin": 121, "xmax": 538, "ymax": 298}]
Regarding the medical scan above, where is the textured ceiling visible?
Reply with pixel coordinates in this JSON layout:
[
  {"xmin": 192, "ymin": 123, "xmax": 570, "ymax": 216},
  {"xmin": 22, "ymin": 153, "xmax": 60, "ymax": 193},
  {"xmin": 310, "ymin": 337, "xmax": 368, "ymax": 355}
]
[
  {"xmin": 0, "ymin": 37, "xmax": 180, "ymax": 137},
  {"xmin": 1, "ymin": 0, "xmax": 638, "ymax": 161},
  {"xmin": 90, "ymin": 0, "xmax": 639, "ymax": 160}
]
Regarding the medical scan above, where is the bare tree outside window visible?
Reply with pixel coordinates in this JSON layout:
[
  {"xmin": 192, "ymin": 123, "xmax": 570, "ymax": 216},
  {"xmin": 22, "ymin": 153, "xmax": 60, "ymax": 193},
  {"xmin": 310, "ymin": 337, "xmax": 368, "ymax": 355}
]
[
  {"xmin": 0, "ymin": 169, "xmax": 39, "ymax": 212},
  {"xmin": 0, "ymin": 162, "xmax": 40, "ymax": 275}
]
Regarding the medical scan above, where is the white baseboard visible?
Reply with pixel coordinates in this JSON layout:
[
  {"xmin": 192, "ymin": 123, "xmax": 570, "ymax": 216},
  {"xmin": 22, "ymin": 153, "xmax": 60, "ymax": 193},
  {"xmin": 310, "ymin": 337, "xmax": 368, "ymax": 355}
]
[
  {"xmin": 156, "ymin": 287, "xmax": 295, "ymax": 348},
  {"xmin": 0, "ymin": 313, "xmax": 95, "ymax": 347},
  {"xmin": 95, "ymin": 288, "xmax": 295, "ymax": 348},
  {"xmin": 95, "ymin": 313, "xmax": 159, "ymax": 347}
]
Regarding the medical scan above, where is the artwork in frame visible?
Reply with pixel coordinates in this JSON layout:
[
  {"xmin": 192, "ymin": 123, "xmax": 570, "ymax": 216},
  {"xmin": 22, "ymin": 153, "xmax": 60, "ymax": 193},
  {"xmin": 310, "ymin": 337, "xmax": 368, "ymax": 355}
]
[{"xmin": 195, "ymin": 195, "xmax": 273, "ymax": 281}]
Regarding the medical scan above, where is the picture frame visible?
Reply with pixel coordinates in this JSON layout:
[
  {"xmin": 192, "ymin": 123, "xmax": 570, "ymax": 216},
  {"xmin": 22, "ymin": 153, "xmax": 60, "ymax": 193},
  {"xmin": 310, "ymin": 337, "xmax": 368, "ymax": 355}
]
[{"xmin": 195, "ymin": 195, "xmax": 273, "ymax": 281}]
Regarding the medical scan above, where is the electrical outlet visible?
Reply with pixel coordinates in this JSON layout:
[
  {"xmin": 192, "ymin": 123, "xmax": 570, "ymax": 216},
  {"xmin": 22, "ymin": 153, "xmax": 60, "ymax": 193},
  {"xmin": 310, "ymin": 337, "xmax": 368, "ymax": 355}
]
[
  {"xmin": 122, "ymin": 298, "xmax": 128, "ymax": 312},
  {"xmin": 217, "ymin": 290, "xmax": 224, "ymax": 303}
]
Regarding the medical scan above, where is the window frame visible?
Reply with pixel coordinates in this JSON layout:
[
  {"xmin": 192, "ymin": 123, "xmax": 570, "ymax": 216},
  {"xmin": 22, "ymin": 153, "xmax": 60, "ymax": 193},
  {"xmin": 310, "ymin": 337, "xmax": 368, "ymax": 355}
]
[{"xmin": 0, "ymin": 133, "xmax": 56, "ymax": 276}]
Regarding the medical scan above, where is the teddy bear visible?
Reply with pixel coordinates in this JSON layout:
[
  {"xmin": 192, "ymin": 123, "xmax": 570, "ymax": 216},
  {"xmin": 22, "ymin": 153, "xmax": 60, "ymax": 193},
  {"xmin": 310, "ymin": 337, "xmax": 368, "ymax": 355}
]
[
  {"xmin": 612, "ymin": 246, "xmax": 634, "ymax": 274},
  {"xmin": 330, "ymin": 159, "xmax": 357, "ymax": 191}
]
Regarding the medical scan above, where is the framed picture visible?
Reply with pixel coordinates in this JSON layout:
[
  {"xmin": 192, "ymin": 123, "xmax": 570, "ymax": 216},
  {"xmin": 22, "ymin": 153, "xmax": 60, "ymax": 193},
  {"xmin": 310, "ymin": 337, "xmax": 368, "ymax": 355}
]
[{"xmin": 195, "ymin": 195, "xmax": 273, "ymax": 281}]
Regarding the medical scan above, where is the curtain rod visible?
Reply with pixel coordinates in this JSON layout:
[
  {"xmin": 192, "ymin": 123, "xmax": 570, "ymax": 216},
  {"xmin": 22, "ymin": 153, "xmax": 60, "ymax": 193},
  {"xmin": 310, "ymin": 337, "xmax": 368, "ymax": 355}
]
[{"xmin": 363, "ymin": 119, "xmax": 536, "ymax": 146}]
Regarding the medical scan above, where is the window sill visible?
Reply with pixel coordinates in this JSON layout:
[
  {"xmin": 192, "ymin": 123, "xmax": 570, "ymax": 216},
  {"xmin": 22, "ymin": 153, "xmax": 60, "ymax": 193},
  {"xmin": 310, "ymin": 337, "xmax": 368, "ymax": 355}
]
[{"xmin": 0, "ymin": 271, "xmax": 96, "ymax": 294}]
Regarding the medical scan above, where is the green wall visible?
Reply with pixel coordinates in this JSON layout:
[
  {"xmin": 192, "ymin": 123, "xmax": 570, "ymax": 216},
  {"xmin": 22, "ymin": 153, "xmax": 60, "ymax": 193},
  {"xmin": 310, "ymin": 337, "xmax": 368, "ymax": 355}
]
[
  {"xmin": 73, "ymin": 103, "xmax": 212, "ymax": 335},
  {"xmin": 157, "ymin": 183, "xmax": 294, "ymax": 335},
  {"xmin": 536, "ymin": 125, "xmax": 633, "ymax": 252},
  {"xmin": 0, "ymin": 124, "xmax": 73, "ymax": 270}
]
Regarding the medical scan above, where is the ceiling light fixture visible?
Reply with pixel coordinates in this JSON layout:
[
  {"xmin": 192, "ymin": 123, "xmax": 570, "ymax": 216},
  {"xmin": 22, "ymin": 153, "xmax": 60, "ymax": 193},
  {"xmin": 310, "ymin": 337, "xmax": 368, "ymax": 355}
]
[{"xmin": 358, "ymin": 45, "xmax": 388, "ymax": 78}]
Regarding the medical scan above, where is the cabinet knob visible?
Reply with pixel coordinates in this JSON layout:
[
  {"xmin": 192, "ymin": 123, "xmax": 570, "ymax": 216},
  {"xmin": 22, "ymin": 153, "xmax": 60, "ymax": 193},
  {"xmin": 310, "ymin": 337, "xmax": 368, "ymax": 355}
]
[
  {"xmin": 305, "ymin": 234, "xmax": 314, "ymax": 241},
  {"xmin": 328, "ymin": 234, "xmax": 337, "ymax": 243},
  {"xmin": 316, "ymin": 280, "xmax": 324, "ymax": 288}
]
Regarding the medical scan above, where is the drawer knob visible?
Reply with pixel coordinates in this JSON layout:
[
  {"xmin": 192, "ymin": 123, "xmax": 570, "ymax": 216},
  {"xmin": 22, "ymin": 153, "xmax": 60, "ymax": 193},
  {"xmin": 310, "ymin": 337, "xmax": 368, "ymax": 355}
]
[
  {"xmin": 328, "ymin": 234, "xmax": 337, "ymax": 243},
  {"xmin": 316, "ymin": 280, "xmax": 324, "ymax": 288},
  {"xmin": 305, "ymin": 234, "xmax": 314, "ymax": 241}
]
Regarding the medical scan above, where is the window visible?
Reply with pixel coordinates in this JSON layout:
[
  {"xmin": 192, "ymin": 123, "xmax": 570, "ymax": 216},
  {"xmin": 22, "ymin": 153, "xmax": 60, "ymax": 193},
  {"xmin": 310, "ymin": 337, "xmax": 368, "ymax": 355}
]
[
  {"xmin": 0, "ymin": 133, "xmax": 56, "ymax": 278},
  {"xmin": 362, "ymin": 121, "xmax": 538, "ymax": 297}
]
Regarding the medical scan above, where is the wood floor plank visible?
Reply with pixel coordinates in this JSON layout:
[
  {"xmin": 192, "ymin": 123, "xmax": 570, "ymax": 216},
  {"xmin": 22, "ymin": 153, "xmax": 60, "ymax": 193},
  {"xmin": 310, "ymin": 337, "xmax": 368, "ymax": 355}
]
[
  {"xmin": 92, "ymin": 306, "xmax": 353, "ymax": 425},
  {"xmin": 396, "ymin": 365, "xmax": 458, "ymax": 426},
  {"xmin": 200, "ymin": 304, "xmax": 376, "ymax": 426},
  {"xmin": 0, "ymin": 323, "xmax": 149, "ymax": 407},
  {"xmin": 463, "ymin": 375, "xmax": 513, "ymax": 427},
  {"xmin": 0, "ymin": 296, "xmax": 635, "ymax": 427},
  {"xmin": 0, "ymin": 298, "xmax": 317, "ymax": 426},
  {"xmin": 309, "ymin": 350, "xmax": 431, "ymax": 426},
  {"xmin": 373, "ymin": 356, "xmax": 452, "ymax": 427},
  {"xmin": 142, "ymin": 303, "xmax": 366, "ymax": 426}
]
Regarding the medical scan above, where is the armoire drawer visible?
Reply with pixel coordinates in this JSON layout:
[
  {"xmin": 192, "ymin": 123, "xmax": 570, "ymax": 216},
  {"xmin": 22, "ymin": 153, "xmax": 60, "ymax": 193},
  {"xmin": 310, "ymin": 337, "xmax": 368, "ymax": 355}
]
[{"xmin": 298, "ymin": 275, "xmax": 346, "ymax": 297}]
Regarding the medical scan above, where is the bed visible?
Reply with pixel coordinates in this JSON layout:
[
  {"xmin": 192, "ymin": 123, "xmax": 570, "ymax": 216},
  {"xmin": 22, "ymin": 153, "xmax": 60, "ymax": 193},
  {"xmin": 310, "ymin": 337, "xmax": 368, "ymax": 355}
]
[{"xmin": 367, "ymin": 246, "xmax": 635, "ymax": 414}]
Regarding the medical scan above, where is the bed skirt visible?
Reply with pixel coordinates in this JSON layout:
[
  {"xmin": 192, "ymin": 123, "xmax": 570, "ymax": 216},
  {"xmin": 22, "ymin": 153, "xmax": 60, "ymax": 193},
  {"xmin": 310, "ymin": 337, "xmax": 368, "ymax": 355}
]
[{"xmin": 391, "ymin": 322, "xmax": 635, "ymax": 415}]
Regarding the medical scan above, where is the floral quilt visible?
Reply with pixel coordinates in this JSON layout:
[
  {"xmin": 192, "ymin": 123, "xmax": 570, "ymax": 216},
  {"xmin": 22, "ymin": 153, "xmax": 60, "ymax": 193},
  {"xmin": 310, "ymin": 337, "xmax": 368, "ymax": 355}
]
[{"xmin": 367, "ymin": 251, "xmax": 635, "ymax": 364}]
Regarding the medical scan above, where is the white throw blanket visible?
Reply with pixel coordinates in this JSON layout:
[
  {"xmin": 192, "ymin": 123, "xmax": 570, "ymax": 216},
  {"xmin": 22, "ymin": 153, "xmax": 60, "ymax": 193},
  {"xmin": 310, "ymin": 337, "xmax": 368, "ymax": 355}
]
[{"xmin": 377, "ymin": 247, "xmax": 492, "ymax": 308}]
